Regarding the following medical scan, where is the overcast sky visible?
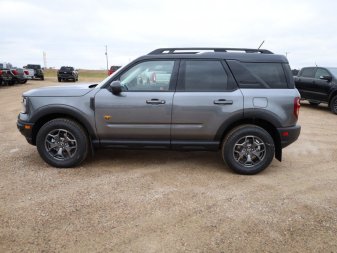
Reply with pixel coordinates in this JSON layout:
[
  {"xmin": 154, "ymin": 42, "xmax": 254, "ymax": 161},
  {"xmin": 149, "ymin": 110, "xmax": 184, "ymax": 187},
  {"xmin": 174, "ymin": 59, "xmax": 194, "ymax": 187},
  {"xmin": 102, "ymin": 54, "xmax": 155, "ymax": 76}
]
[{"xmin": 1, "ymin": 0, "xmax": 337, "ymax": 69}]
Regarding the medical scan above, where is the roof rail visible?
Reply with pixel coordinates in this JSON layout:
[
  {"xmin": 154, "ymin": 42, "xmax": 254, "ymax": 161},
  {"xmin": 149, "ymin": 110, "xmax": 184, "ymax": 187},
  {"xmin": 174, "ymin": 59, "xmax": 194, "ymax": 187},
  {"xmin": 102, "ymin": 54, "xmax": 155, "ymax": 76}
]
[{"xmin": 148, "ymin": 47, "xmax": 273, "ymax": 55}]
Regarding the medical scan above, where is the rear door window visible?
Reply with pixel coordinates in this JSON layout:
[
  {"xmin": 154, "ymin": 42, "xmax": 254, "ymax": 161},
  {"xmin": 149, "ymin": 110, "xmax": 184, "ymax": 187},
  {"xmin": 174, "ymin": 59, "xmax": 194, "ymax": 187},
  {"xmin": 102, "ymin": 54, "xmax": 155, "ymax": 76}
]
[
  {"xmin": 177, "ymin": 60, "xmax": 229, "ymax": 91},
  {"xmin": 300, "ymin": 68, "xmax": 315, "ymax": 78}
]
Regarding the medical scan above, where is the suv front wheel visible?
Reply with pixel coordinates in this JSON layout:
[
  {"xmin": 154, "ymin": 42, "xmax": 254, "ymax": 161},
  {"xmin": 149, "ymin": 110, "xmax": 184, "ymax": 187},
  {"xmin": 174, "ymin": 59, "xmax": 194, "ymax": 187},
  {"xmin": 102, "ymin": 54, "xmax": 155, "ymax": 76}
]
[
  {"xmin": 36, "ymin": 118, "xmax": 89, "ymax": 168},
  {"xmin": 222, "ymin": 125, "xmax": 275, "ymax": 175}
]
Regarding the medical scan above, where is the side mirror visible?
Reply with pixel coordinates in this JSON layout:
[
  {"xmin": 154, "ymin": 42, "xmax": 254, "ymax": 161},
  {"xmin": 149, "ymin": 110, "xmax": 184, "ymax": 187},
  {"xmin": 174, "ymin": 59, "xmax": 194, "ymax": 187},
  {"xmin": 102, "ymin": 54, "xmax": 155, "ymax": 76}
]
[
  {"xmin": 109, "ymin": 80, "xmax": 123, "ymax": 95},
  {"xmin": 320, "ymin": 75, "xmax": 332, "ymax": 82}
]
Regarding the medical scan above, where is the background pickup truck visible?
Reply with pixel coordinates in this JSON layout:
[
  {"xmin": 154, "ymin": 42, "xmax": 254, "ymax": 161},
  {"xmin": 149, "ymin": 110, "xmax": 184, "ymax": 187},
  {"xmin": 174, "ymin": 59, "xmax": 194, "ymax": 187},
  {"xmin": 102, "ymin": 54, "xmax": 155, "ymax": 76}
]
[
  {"xmin": 0, "ymin": 63, "xmax": 27, "ymax": 85},
  {"xmin": 108, "ymin": 65, "xmax": 121, "ymax": 75},
  {"xmin": 24, "ymin": 64, "xmax": 44, "ymax": 80},
  {"xmin": 57, "ymin": 66, "xmax": 78, "ymax": 82},
  {"xmin": 0, "ymin": 62, "xmax": 14, "ymax": 85},
  {"xmin": 294, "ymin": 67, "xmax": 337, "ymax": 114}
]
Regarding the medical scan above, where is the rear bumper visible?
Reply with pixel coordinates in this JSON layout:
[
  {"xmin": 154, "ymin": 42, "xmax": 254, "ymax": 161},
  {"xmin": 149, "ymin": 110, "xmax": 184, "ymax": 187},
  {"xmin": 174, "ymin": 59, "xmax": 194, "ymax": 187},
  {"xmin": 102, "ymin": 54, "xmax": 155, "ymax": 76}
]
[
  {"xmin": 277, "ymin": 125, "xmax": 301, "ymax": 148},
  {"xmin": 17, "ymin": 118, "xmax": 34, "ymax": 145},
  {"xmin": 58, "ymin": 74, "xmax": 74, "ymax": 79}
]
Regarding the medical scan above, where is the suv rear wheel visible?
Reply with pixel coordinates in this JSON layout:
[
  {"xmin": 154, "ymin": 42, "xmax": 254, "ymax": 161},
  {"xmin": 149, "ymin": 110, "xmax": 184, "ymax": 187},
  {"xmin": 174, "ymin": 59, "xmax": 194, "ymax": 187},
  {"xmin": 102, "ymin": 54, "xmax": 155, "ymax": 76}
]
[
  {"xmin": 36, "ymin": 118, "xmax": 89, "ymax": 168},
  {"xmin": 222, "ymin": 125, "xmax": 275, "ymax": 175}
]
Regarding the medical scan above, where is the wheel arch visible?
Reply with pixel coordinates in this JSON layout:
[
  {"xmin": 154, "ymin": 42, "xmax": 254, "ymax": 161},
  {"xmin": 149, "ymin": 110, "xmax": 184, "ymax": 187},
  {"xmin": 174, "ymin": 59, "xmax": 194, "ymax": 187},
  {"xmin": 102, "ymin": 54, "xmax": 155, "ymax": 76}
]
[
  {"xmin": 216, "ymin": 117, "xmax": 282, "ymax": 161},
  {"xmin": 30, "ymin": 105, "xmax": 96, "ymax": 145},
  {"xmin": 328, "ymin": 89, "xmax": 337, "ymax": 106}
]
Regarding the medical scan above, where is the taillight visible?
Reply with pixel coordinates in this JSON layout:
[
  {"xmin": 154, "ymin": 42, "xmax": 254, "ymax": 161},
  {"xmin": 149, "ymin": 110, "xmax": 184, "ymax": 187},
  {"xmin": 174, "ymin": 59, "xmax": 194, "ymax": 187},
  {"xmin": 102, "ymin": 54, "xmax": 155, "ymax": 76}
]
[
  {"xmin": 24, "ymin": 70, "xmax": 29, "ymax": 75},
  {"xmin": 12, "ymin": 69, "xmax": 18, "ymax": 75},
  {"xmin": 0, "ymin": 70, "xmax": 2, "ymax": 75},
  {"xmin": 294, "ymin": 97, "xmax": 300, "ymax": 119}
]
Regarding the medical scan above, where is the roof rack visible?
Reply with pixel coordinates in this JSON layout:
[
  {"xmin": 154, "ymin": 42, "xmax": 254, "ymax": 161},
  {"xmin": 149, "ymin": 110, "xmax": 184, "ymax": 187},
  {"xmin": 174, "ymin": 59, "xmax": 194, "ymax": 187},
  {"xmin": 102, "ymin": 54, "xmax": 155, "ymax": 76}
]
[{"xmin": 148, "ymin": 48, "xmax": 273, "ymax": 55}]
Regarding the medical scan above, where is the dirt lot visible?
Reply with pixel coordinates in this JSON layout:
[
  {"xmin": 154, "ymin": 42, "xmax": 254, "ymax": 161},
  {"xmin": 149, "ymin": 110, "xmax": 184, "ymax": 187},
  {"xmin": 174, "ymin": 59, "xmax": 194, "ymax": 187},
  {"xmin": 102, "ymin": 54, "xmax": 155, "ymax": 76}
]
[{"xmin": 1, "ymin": 78, "xmax": 337, "ymax": 252}]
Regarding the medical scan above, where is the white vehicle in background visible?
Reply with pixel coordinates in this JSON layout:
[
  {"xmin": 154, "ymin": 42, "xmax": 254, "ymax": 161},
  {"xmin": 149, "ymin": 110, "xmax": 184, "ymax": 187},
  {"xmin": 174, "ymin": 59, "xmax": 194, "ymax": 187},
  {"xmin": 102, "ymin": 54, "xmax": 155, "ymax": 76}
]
[
  {"xmin": 23, "ymin": 68, "xmax": 34, "ymax": 79},
  {"xmin": 23, "ymin": 64, "xmax": 44, "ymax": 80}
]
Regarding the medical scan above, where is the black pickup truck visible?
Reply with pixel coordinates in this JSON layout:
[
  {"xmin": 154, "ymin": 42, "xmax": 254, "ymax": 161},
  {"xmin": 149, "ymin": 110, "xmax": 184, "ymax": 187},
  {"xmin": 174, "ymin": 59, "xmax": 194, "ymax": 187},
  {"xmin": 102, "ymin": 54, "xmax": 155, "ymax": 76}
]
[
  {"xmin": 57, "ymin": 66, "xmax": 78, "ymax": 82},
  {"xmin": 294, "ymin": 67, "xmax": 337, "ymax": 114}
]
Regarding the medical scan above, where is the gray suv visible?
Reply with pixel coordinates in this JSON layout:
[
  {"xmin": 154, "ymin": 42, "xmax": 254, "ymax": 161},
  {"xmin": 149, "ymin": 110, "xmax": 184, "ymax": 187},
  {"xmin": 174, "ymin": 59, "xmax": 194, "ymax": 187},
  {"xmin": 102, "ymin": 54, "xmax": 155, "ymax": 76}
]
[{"xmin": 17, "ymin": 48, "xmax": 301, "ymax": 174}]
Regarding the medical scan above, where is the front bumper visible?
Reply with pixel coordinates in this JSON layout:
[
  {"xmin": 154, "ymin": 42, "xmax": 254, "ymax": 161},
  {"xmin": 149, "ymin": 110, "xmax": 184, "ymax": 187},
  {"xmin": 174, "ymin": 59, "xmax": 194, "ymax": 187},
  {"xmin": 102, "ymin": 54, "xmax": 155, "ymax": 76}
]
[
  {"xmin": 17, "ymin": 117, "xmax": 34, "ymax": 145},
  {"xmin": 277, "ymin": 125, "xmax": 301, "ymax": 148}
]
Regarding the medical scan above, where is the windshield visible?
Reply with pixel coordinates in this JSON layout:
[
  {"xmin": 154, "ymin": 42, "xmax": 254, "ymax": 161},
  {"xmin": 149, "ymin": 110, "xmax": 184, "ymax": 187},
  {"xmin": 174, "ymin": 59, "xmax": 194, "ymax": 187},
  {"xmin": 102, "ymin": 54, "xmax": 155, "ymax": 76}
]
[
  {"xmin": 327, "ymin": 68, "xmax": 337, "ymax": 78},
  {"xmin": 60, "ymin": 67, "xmax": 74, "ymax": 71}
]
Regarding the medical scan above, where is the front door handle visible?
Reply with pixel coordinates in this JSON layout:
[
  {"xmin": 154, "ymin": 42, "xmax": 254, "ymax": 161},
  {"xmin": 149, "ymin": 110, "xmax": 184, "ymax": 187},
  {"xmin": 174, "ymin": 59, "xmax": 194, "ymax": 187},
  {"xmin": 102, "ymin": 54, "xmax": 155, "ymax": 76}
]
[
  {"xmin": 146, "ymin": 99, "xmax": 166, "ymax": 105},
  {"xmin": 214, "ymin": 99, "xmax": 233, "ymax": 105}
]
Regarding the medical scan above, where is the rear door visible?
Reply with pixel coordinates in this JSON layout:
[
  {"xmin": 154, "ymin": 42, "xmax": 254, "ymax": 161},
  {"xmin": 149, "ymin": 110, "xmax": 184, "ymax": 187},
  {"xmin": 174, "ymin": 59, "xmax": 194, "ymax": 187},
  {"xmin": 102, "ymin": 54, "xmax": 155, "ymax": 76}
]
[{"xmin": 171, "ymin": 59, "xmax": 243, "ymax": 150}]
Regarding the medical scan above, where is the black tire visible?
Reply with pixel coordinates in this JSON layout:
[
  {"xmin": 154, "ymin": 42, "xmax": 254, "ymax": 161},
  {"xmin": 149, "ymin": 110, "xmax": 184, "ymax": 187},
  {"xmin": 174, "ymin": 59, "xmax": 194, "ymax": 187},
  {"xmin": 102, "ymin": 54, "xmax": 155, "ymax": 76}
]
[
  {"xmin": 330, "ymin": 95, "xmax": 337, "ymax": 114},
  {"xmin": 41, "ymin": 76, "xmax": 44, "ymax": 80},
  {"xmin": 36, "ymin": 118, "xmax": 89, "ymax": 168},
  {"xmin": 19, "ymin": 79, "xmax": 27, "ymax": 84},
  {"xmin": 309, "ymin": 100, "xmax": 320, "ymax": 106},
  {"xmin": 222, "ymin": 124, "xmax": 275, "ymax": 175},
  {"xmin": 58, "ymin": 78, "xmax": 61, "ymax": 82}
]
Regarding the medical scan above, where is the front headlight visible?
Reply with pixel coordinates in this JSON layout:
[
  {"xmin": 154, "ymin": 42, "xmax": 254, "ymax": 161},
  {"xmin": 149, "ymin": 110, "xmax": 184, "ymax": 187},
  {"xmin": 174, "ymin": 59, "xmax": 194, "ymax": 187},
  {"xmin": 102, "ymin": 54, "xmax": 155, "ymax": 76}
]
[{"xmin": 21, "ymin": 97, "xmax": 27, "ymax": 113}]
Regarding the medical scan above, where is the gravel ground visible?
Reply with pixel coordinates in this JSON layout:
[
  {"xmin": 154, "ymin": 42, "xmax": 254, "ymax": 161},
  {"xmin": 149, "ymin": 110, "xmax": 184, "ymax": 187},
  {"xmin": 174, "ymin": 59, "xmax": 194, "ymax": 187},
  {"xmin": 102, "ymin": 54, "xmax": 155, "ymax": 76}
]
[{"xmin": 1, "ymin": 79, "xmax": 337, "ymax": 252}]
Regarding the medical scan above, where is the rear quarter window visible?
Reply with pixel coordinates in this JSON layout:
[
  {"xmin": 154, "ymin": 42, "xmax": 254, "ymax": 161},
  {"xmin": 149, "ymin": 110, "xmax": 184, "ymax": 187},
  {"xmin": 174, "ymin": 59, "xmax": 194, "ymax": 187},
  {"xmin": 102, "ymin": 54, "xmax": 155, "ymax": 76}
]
[{"xmin": 227, "ymin": 61, "xmax": 288, "ymax": 89}]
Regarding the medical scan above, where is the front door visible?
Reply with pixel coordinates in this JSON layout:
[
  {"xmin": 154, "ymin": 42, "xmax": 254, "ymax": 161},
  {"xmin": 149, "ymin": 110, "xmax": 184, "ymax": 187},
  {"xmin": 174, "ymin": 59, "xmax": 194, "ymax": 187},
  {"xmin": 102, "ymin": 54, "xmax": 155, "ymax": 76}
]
[
  {"xmin": 313, "ymin": 68, "xmax": 332, "ymax": 102},
  {"xmin": 94, "ymin": 60, "xmax": 177, "ymax": 148}
]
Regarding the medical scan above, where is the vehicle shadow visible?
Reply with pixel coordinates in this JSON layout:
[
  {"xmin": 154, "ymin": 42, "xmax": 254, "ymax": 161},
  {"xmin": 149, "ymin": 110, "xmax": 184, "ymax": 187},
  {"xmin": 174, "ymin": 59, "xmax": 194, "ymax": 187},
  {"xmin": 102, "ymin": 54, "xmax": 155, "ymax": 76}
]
[
  {"xmin": 300, "ymin": 101, "xmax": 331, "ymax": 113},
  {"xmin": 82, "ymin": 149, "xmax": 232, "ymax": 173}
]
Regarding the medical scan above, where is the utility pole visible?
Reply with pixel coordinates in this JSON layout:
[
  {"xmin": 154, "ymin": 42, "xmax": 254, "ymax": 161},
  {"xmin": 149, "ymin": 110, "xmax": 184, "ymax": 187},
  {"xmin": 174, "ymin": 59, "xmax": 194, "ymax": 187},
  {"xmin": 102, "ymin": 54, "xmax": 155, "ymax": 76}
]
[
  {"xmin": 43, "ymin": 51, "xmax": 47, "ymax": 69},
  {"xmin": 285, "ymin": 52, "xmax": 290, "ymax": 58},
  {"xmin": 105, "ymin": 45, "xmax": 109, "ymax": 73}
]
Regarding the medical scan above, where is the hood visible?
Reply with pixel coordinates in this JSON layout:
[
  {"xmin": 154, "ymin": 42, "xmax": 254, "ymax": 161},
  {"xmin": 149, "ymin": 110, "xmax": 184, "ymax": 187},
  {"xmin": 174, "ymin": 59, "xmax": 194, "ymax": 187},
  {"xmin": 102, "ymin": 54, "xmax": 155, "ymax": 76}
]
[{"xmin": 23, "ymin": 83, "xmax": 98, "ymax": 97}]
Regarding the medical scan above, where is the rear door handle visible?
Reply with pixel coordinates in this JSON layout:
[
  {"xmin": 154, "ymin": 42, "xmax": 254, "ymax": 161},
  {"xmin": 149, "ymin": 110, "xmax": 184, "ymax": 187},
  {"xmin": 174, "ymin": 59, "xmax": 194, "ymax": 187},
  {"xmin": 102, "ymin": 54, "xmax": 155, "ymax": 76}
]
[
  {"xmin": 146, "ymin": 99, "xmax": 166, "ymax": 105},
  {"xmin": 214, "ymin": 99, "xmax": 233, "ymax": 105}
]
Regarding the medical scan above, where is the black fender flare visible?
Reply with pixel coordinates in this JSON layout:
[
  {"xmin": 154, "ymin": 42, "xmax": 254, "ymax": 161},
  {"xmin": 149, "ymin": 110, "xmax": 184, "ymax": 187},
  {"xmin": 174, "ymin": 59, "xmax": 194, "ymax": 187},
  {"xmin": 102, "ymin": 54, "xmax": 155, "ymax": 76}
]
[
  {"xmin": 214, "ymin": 108, "xmax": 283, "ymax": 161},
  {"xmin": 30, "ymin": 104, "xmax": 97, "ymax": 139}
]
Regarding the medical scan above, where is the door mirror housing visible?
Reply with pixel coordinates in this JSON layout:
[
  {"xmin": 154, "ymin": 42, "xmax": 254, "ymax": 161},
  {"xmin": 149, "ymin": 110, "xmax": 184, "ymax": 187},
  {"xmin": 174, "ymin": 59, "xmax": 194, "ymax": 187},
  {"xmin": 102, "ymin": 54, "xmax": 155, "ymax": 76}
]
[
  {"xmin": 109, "ymin": 81, "xmax": 123, "ymax": 95},
  {"xmin": 320, "ymin": 75, "xmax": 332, "ymax": 82}
]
